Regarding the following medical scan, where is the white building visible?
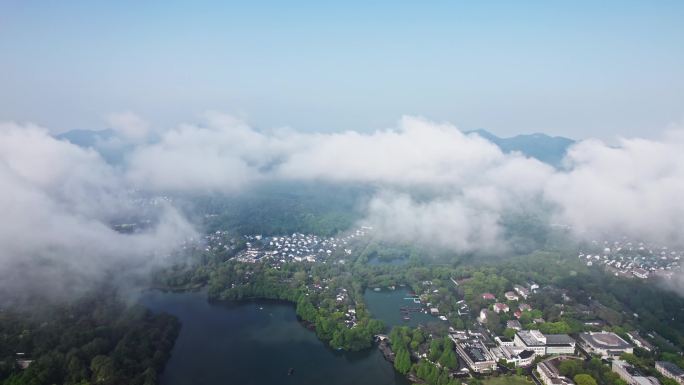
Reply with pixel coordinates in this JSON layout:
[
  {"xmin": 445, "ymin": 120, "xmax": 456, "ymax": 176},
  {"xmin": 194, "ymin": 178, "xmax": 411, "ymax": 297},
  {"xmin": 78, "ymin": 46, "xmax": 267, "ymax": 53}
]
[
  {"xmin": 656, "ymin": 361, "xmax": 684, "ymax": 385},
  {"xmin": 492, "ymin": 345, "xmax": 536, "ymax": 367},
  {"xmin": 514, "ymin": 330, "xmax": 576, "ymax": 355},
  {"xmin": 612, "ymin": 360, "xmax": 661, "ymax": 385},
  {"xmin": 578, "ymin": 332, "xmax": 633, "ymax": 358},
  {"xmin": 455, "ymin": 339, "xmax": 498, "ymax": 373},
  {"xmin": 537, "ymin": 359, "xmax": 576, "ymax": 385}
]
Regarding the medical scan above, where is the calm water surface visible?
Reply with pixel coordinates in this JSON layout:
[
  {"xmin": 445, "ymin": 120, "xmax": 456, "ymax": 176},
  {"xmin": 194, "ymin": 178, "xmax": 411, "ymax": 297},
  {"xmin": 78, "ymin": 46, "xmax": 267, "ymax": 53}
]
[
  {"xmin": 363, "ymin": 287, "xmax": 440, "ymax": 329},
  {"xmin": 140, "ymin": 290, "xmax": 409, "ymax": 385}
]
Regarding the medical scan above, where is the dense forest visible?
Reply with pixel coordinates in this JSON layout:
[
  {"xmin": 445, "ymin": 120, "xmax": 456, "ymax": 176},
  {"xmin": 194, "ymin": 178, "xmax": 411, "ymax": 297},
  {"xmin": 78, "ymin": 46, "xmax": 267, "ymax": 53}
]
[
  {"xmin": 184, "ymin": 182, "xmax": 371, "ymax": 237},
  {"xmin": 0, "ymin": 290, "xmax": 179, "ymax": 385}
]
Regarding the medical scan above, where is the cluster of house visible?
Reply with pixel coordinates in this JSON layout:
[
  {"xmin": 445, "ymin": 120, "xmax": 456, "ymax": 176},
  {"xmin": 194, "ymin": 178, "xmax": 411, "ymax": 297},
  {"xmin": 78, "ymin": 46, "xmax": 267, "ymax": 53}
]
[
  {"xmin": 303, "ymin": 282, "xmax": 359, "ymax": 328},
  {"xmin": 479, "ymin": 282, "xmax": 540, "ymax": 321},
  {"xmin": 485, "ymin": 302, "xmax": 535, "ymax": 319},
  {"xmin": 203, "ymin": 230, "xmax": 239, "ymax": 253},
  {"xmin": 234, "ymin": 227, "xmax": 370, "ymax": 264},
  {"xmin": 580, "ymin": 239, "xmax": 681, "ymax": 280},
  {"xmin": 345, "ymin": 305, "xmax": 358, "ymax": 328}
]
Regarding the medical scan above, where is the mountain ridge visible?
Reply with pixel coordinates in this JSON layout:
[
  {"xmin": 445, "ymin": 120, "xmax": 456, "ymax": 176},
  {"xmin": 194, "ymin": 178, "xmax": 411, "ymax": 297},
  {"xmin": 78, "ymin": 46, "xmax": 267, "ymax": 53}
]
[
  {"xmin": 466, "ymin": 129, "xmax": 574, "ymax": 168},
  {"xmin": 54, "ymin": 128, "xmax": 575, "ymax": 168}
]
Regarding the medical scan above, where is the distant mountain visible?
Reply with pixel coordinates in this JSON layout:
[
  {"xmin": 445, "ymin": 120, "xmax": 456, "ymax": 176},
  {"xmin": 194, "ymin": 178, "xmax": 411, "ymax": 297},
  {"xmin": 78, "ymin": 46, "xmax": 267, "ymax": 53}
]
[
  {"xmin": 55, "ymin": 128, "xmax": 114, "ymax": 148},
  {"xmin": 56, "ymin": 128, "xmax": 575, "ymax": 168},
  {"xmin": 467, "ymin": 129, "xmax": 574, "ymax": 168},
  {"xmin": 55, "ymin": 129, "xmax": 127, "ymax": 164}
]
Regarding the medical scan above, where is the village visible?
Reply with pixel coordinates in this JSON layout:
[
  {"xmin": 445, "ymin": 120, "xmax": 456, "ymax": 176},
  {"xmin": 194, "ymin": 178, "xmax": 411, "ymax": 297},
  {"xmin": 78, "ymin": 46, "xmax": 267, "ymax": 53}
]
[
  {"xmin": 579, "ymin": 239, "xmax": 682, "ymax": 280},
  {"xmin": 230, "ymin": 227, "xmax": 371, "ymax": 264}
]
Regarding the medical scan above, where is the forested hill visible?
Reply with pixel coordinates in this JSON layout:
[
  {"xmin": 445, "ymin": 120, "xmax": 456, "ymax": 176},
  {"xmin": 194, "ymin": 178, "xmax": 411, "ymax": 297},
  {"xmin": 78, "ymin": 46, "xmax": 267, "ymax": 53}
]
[
  {"xmin": 467, "ymin": 129, "xmax": 575, "ymax": 168},
  {"xmin": 0, "ymin": 290, "xmax": 180, "ymax": 385}
]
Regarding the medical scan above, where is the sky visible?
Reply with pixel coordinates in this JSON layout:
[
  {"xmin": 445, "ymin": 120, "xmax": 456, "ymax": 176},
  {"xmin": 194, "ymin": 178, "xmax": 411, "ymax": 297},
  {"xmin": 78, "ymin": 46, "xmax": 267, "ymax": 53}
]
[{"xmin": 1, "ymin": 1, "xmax": 683, "ymax": 139}]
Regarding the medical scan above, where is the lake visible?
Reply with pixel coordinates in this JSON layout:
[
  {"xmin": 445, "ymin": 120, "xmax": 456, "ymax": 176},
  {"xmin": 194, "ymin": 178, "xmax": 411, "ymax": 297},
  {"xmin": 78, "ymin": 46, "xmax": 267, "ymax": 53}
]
[
  {"xmin": 363, "ymin": 287, "xmax": 440, "ymax": 329},
  {"xmin": 140, "ymin": 290, "xmax": 410, "ymax": 385}
]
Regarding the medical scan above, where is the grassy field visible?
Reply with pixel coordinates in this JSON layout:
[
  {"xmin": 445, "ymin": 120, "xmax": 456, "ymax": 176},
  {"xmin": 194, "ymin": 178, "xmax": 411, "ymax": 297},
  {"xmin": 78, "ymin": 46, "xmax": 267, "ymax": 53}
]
[{"xmin": 483, "ymin": 375, "xmax": 534, "ymax": 385}]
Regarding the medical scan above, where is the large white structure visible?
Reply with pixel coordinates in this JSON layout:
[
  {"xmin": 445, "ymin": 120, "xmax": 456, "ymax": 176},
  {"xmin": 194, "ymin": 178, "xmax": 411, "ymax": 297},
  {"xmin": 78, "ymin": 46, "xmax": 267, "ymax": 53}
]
[
  {"xmin": 455, "ymin": 339, "xmax": 497, "ymax": 373},
  {"xmin": 514, "ymin": 330, "xmax": 576, "ymax": 355},
  {"xmin": 492, "ymin": 345, "xmax": 536, "ymax": 367},
  {"xmin": 578, "ymin": 332, "xmax": 633, "ymax": 358}
]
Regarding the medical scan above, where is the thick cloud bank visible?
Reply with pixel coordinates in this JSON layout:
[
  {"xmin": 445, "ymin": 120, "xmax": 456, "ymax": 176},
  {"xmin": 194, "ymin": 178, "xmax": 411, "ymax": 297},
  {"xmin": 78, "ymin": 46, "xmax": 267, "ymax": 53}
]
[
  {"xmin": 546, "ymin": 135, "xmax": 684, "ymax": 244},
  {"xmin": 0, "ymin": 123, "xmax": 196, "ymax": 301},
  {"xmin": 2, "ymin": 114, "xmax": 684, "ymax": 299},
  {"xmin": 121, "ymin": 113, "xmax": 684, "ymax": 249}
]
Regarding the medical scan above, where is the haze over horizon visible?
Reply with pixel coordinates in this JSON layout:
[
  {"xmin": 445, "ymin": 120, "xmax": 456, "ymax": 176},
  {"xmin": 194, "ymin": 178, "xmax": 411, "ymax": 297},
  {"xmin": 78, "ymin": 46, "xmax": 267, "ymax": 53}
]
[{"xmin": 1, "ymin": 1, "xmax": 683, "ymax": 140}]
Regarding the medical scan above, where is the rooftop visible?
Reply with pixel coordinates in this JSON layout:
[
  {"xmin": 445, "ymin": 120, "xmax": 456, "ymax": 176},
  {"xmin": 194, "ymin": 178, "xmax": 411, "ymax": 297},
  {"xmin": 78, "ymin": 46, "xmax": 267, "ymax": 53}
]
[
  {"xmin": 517, "ymin": 330, "xmax": 546, "ymax": 346},
  {"xmin": 580, "ymin": 332, "xmax": 632, "ymax": 349},
  {"xmin": 459, "ymin": 341, "xmax": 494, "ymax": 363},
  {"xmin": 657, "ymin": 361, "xmax": 684, "ymax": 377},
  {"xmin": 546, "ymin": 334, "xmax": 576, "ymax": 346}
]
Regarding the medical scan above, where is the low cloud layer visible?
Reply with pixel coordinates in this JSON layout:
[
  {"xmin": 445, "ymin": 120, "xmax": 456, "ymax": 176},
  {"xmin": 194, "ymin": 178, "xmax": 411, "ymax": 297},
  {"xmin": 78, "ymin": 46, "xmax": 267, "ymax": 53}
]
[
  {"xmin": 0, "ymin": 123, "xmax": 196, "ymax": 302},
  {"xmin": 120, "ymin": 113, "xmax": 684, "ymax": 248},
  {"xmin": 2, "ymin": 114, "xmax": 684, "ymax": 299},
  {"xmin": 546, "ymin": 134, "xmax": 684, "ymax": 244}
]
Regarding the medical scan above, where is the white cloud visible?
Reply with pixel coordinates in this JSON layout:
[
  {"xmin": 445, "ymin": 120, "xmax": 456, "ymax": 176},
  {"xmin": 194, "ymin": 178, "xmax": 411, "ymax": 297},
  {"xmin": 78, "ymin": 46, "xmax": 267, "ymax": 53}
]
[
  {"xmin": 4, "ymin": 113, "xmax": 684, "ymax": 299},
  {"xmin": 545, "ymin": 135, "xmax": 684, "ymax": 245},
  {"xmin": 119, "ymin": 112, "xmax": 684, "ymax": 251},
  {"xmin": 363, "ymin": 192, "xmax": 505, "ymax": 253},
  {"xmin": 0, "ymin": 122, "xmax": 196, "ymax": 301},
  {"xmin": 106, "ymin": 111, "xmax": 151, "ymax": 142}
]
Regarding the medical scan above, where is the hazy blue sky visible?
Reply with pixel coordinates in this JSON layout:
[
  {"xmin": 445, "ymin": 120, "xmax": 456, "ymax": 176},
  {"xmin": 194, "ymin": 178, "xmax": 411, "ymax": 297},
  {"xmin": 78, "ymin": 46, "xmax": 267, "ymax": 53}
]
[{"xmin": 1, "ymin": 1, "xmax": 683, "ymax": 139}]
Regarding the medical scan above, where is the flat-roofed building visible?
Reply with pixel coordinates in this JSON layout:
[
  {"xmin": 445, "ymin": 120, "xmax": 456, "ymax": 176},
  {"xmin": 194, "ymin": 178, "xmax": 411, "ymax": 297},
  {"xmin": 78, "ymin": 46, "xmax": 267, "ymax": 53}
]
[
  {"xmin": 612, "ymin": 360, "xmax": 661, "ymax": 385},
  {"xmin": 656, "ymin": 361, "xmax": 684, "ymax": 385},
  {"xmin": 492, "ymin": 345, "xmax": 536, "ymax": 367},
  {"xmin": 514, "ymin": 330, "xmax": 576, "ymax": 355},
  {"xmin": 626, "ymin": 331, "xmax": 655, "ymax": 353},
  {"xmin": 537, "ymin": 358, "xmax": 576, "ymax": 385},
  {"xmin": 578, "ymin": 332, "xmax": 633, "ymax": 358},
  {"xmin": 545, "ymin": 334, "xmax": 577, "ymax": 355},
  {"xmin": 455, "ymin": 339, "xmax": 497, "ymax": 373}
]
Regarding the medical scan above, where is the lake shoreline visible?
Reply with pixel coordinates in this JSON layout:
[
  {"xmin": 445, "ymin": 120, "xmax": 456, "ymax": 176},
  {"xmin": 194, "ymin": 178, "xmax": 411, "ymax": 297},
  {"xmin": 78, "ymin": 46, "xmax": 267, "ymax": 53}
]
[{"xmin": 141, "ymin": 289, "xmax": 411, "ymax": 385}]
